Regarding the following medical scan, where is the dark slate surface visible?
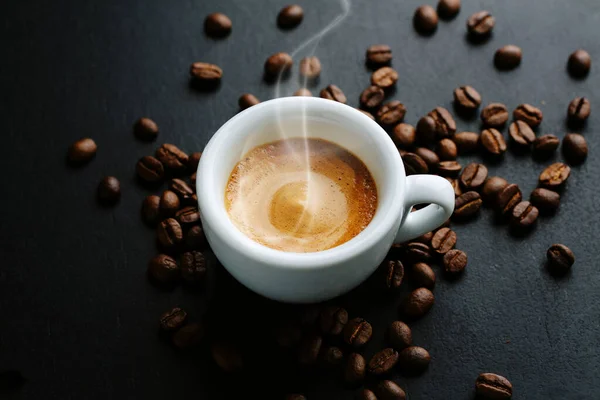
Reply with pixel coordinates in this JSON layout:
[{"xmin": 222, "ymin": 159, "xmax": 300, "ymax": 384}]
[{"xmin": 1, "ymin": 0, "xmax": 599, "ymax": 398}]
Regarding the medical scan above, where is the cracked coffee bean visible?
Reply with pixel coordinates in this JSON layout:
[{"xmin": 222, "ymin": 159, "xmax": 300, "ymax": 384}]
[
  {"xmin": 481, "ymin": 103, "xmax": 508, "ymax": 127},
  {"xmin": 509, "ymin": 121, "xmax": 536, "ymax": 146},
  {"xmin": 546, "ymin": 244, "xmax": 575, "ymax": 274},
  {"xmin": 175, "ymin": 206, "xmax": 200, "ymax": 227},
  {"xmin": 360, "ymin": 86, "xmax": 385, "ymax": 109},
  {"xmin": 156, "ymin": 144, "xmax": 189, "ymax": 173},
  {"xmin": 159, "ymin": 307, "xmax": 188, "ymax": 331},
  {"xmin": 475, "ymin": 373, "xmax": 513, "ymax": 399},
  {"xmin": 344, "ymin": 318, "xmax": 373, "ymax": 347},
  {"xmin": 481, "ymin": 128, "xmax": 507, "ymax": 156},
  {"xmin": 431, "ymin": 228, "xmax": 456, "ymax": 255},
  {"xmin": 320, "ymin": 306, "xmax": 348, "ymax": 336},
  {"xmin": 513, "ymin": 103, "xmax": 543, "ymax": 127},
  {"xmin": 371, "ymin": 67, "xmax": 398, "ymax": 89},
  {"xmin": 495, "ymin": 183, "xmax": 522, "ymax": 216},
  {"xmin": 190, "ymin": 62, "xmax": 223, "ymax": 82},
  {"xmin": 320, "ymin": 84, "xmax": 347, "ymax": 103},
  {"xmin": 368, "ymin": 348, "xmax": 399, "ymax": 375},
  {"xmin": 539, "ymin": 162, "xmax": 570, "ymax": 188},
  {"xmin": 169, "ymin": 178, "xmax": 196, "ymax": 204},
  {"xmin": 388, "ymin": 321, "xmax": 412, "ymax": 350},
  {"xmin": 148, "ymin": 254, "xmax": 179, "ymax": 284},
  {"xmin": 402, "ymin": 288, "xmax": 434, "ymax": 318},
  {"xmin": 532, "ymin": 134, "xmax": 560, "ymax": 159},
  {"xmin": 530, "ymin": 188, "xmax": 560, "ymax": 214},
  {"xmin": 510, "ymin": 201, "xmax": 539, "ymax": 231},
  {"xmin": 567, "ymin": 97, "xmax": 591, "ymax": 123},
  {"xmin": 404, "ymin": 242, "xmax": 431, "ymax": 263},
  {"xmin": 454, "ymin": 191, "xmax": 482, "ymax": 219},
  {"xmin": 180, "ymin": 251, "xmax": 206, "ymax": 285},
  {"xmin": 411, "ymin": 263, "xmax": 436, "ymax": 289},
  {"xmin": 383, "ymin": 259, "xmax": 404, "ymax": 290},
  {"xmin": 377, "ymin": 101, "xmax": 407, "ymax": 125},
  {"xmin": 403, "ymin": 153, "xmax": 428, "ymax": 175},
  {"xmin": 157, "ymin": 218, "xmax": 183, "ymax": 248},
  {"xmin": 443, "ymin": 249, "xmax": 467, "ymax": 274},
  {"xmin": 428, "ymin": 107, "xmax": 456, "ymax": 138},
  {"xmin": 136, "ymin": 156, "xmax": 165, "ymax": 183},
  {"xmin": 366, "ymin": 44, "xmax": 392, "ymax": 65},
  {"xmin": 467, "ymin": 10, "xmax": 495, "ymax": 36},
  {"xmin": 448, "ymin": 177, "xmax": 463, "ymax": 197},
  {"xmin": 453, "ymin": 85, "xmax": 481, "ymax": 111},
  {"xmin": 459, "ymin": 163, "xmax": 488, "ymax": 191},
  {"xmin": 204, "ymin": 13, "xmax": 232, "ymax": 37},
  {"xmin": 436, "ymin": 161, "xmax": 462, "ymax": 177}
]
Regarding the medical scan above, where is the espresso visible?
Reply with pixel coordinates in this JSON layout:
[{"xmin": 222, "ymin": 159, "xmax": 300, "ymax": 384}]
[{"xmin": 225, "ymin": 138, "xmax": 378, "ymax": 252}]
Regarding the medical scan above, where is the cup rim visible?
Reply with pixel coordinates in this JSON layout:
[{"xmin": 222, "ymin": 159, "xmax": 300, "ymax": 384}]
[{"xmin": 197, "ymin": 96, "xmax": 405, "ymax": 269}]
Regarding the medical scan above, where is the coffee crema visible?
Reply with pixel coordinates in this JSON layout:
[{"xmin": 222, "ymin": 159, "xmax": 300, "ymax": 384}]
[{"xmin": 225, "ymin": 138, "xmax": 378, "ymax": 253}]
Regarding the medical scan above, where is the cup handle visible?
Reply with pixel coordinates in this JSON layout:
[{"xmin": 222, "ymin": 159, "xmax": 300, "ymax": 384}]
[{"xmin": 394, "ymin": 174, "xmax": 455, "ymax": 244}]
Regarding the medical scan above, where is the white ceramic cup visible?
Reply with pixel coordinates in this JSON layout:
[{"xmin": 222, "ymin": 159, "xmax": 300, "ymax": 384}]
[{"xmin": 197, "ymin": 97, "xmax": 454, "ymax": 303}]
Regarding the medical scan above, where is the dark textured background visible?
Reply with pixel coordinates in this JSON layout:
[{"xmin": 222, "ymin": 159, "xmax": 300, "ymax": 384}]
[{"xmin": 1, "ymin": 0, "xmax": 599, "ymax": 398}]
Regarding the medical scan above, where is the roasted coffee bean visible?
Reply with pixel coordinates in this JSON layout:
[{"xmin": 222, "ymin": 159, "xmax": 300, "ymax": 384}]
[
  {"xmin": 568, "ymin": 49, "xmax": 591, "ymax": 78},
  {"xmin": 159, "ymin": 190, "xmax": 180, "ymax": 217},
  {"xmin": 383, "ymin": 260, "xmax": 404, "ymax": 290},
  {"xmin": 371, "ymin": 67, "xmax": 398, "ymax": 89},
  {"xmin": 510, "ymin": 201, "xmax": 538, "ymax": 230},
  {"xmin": 344, "ymin": 318, "xmax": 372, "ymax": 347},
  {"xmin": 415, "ymin": 231, "xmax": 433, "ymax": 244},
  {"xmin": 402, "ymin": 153, "xmax": 428, "ymax": 175},
  {"xmin": 320, "ymin": 84, "xmax": 347, "ymax": 103},
  {"xmin": 414, "ymin": 147, "xmax": 440, "ymax": 170},
  {"xmin": 388, "ymin": 321, "xmax": 412, "ymax": 350},
  {"xmin": 367, "ymin": 44, "xmax": 392, "ymax": 65},
  {"xmin": 532, "ymin": 134, "xmax": 560, "ymax": 158},
  {"xmin": 437, "ymin": 138, "xmax": 457, "ymax": 160},
  {"xmin": 454, "ymin": 131, "xmax": 479, "ymax": 154},
  {"xmin": 204, "ymin": 13, "xmax": 232, "ymax": 37},
  {"xmin": 416, "ymin": 116, "xmax": 437, "ymax": 145},
  {"xmin": 68, "ymin": 137, "xmax": 97, "ymax": 164},
  {"xmin": 133, "ymin": 118, "xmax": 159, "ymax": 141},
  {"xmin": 238, "ymin": 94, "xmax": 260, "ymax": 110},
  {"xmin": 298, "ymin": 334, "xmax": 323, "ymax": 365},
  {"xmin": 438, "ymin": 0, "xmax": 461, "ymax": 19},
  {"xmin": 494, "ymin": 45, "xmax": 522, "ymax": 70},
  {"xmin": 148, "ymin": 254, "xmax": 179, "ymax": 284},
  {"xmin": 185, "ymin": 225, "xmax": 206, "ymax": 249},
  {"xmin": 454, "ymin": 191, "xmax": 482, "ymax": 219},
  {"xmin": 374, "ymin": 380, "xmax": 407, "ymax": 400},
  {"xmin": 393, "ymin": 123, "xmax": 416, "ymax": 148},
  {"xmin": 322, "ymin": 346, "xmax": 344, "ymax": 367},
  {"xmin": 467, "ymin": 11, "xmax": 495, "ymax": 36},
  {"xmin": 413, "ymin": 5, "xmax": 438, "ymax": 34},
  {"xmin": 459, "ymin": 163, "xmax": 488, "ymax": 191},
  {"xmin": 431, "ymin": 228, "xmax": 456, "ymax": 254},
  {"xmin": 360, "ymin": 109, "xmax": 375, "ymax": 120},
  {"xmin": 320, "ymin": 306, "xmax": 348, "ymax": 336},
  {"xmin": 175, "ymin": 206, "xmax": 200, "ymax": 226},
  {"xmin": 530, "ymin": 188, "xmax": 560, "ymax": 214},
  {"xmin": 170, "ymin": 178, "xmax": 196, "ymax": 204},
  {"xmin": 285, "ymin": 395, "xmax": 306, "ymax": 400},
  {"xmin": 509, "ymin": 121, "xmax": 536, "ymax": 146},
  {"xmin": 97, "ymin": 176, "xmax": 121, "ymax": 204},
  {"xmin": 398, "ymin": 346, "xmax": 430, "ymax": 374},
  {"xmin": 136, "ymin": 156, "xmax": 165, "ymax": 183},
  {"xmin": 482, "ymin": 176, "xmax": 508, "ymax": 204},
  {"xmin": 495, "ymin": 183, "xmax": 522, "ymax": 216},
  {"xmin": 275, "ymin": 321, "xmax": 302, "ymax": 348},
  {"xmin": 211, "ymin": 341, "xmax": 243, "ymax": 372},
  {"xmin": 357, "ymin": 389, "xmax": 378, "ymax": 400},
  {"xmin": 188, "ymin": 152, "xmax": 202, "ymax": 172},
  {"xmin": 377, "ymin": 101, "xmax": 406, "ymax": 125},
  {"xmin": 453, "ymin": 85, "xmax": 481, "ymax": 111},
  {"xmin": 173, "ymin": 323, "xmax": 203, "ymax": 349},
  {"xmin": 157, "ymin": 218, "xmax": 183, "ymax": 248},
  {"xmin": 513, "ymin": 103, "xmax": 543, "ymax": 127},
  {"xmin": 436, "ymin": 161, "xmax": 462, "ymax": 177},
  {"xmin": 190, "ymin": 62, "xmax": 222, "ymax": 82},
  {"xmin": 562, "ymin": 133, "xmax": 588, "ymax": 165},
  {"xmin": 402, "ymin": 288, "xmax": 434, "ymax": 318},
  {"xmin": 156, "ymin": 144, "xmax": 189, "ymax": 173},
  {"xmin": 481, "ymin": 128, "xmax": 507, "ymax": 155},
  {"xmin": 345, "ymin": 353, "xmax": 366, "ymax": 384},
  {"xmin": 547, "ymin": 244, "xmax": 575, "ymax": 273},
  {"xmin": 368, "ymin": 348, "xmax": 399, "ymax": 375},
  {"xmin": 481, "ymin": 103, "xmax": 508, "ymax": 127},
  {"xmin": 180, "ymin": 251, "xmax": 206, "ymax": 284},
  {"xmin": 404, "ymin": 242, "xmax": 431, "ymax": 263},
  {"xmin": 264, "ymin": 52, "xmax": 293, "ymax": 76},
  {"xmin": 360, "ymin": 86, "xmax": 385, "ymax": 109},
  {"xmin": 539, "ymin": 162, "xmax": 571, "ymax": 188},
  {"xmin": 443, "ymin": 249, "xmax": 467, "ymax": 274},
  {"xmin": 299, "ymin": 56, "xmax": 321, "ymax": 79},
  {"xmin": 159, "ymin": 307, "xmax": 188, "ymax": 331},
  {"xmin": 428, "ymin": 107, "xmax": 456, "ymax": 138},
  {"xmin": 294, "ymin": 88, "xmax": 312, "ymax": 96},
  {"xmin": 411, "ymin": 263, "xmax": 436, "ymax": 289},
  {"xmin": 142, "ymin": 195, "xmax": 161, "ymax": 226},
  {"xmin": 475, "ymin": 373, "xmax": 513, "ymax": 399},
  {"xmin": 567, "ymin": 97, "xmax": 591, "ymax": 122},
  {"xmin": 278, "ymin": 4, "xmax": 304, "ymax": 29},
  {"xmin": 448, "ymin": 177, "xmax": 463, "ymax": 197}
]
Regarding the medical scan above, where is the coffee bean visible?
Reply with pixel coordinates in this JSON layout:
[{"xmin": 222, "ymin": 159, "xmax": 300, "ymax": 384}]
[
  {"xmin": 357, "ymin": 389, "xmax": 378, "ymax": 400},
  {"xmin": 180, "ymin": 251, "xmax": 206, "ymax": 284},
  {"xmin": 393, "ymin": 123, "xmax": 416, "ymax": 148},
  {"xmin": 510, "ymin": 201, "xmax": 538, "ymax": 231},
  {"xmin": 448, "ymin": 178, "xmax": 462, "ymax": 197},
  {"xmin": 415, "ymin": 231, "xmax": 433, "ymax": 244},
  {"xmin": 377, "ymin": 101, "xmax": 406, "ymax": 125},
  {"xmin": 285, "ymin": 395, "xmax": 306, "ymax": 400},
  {"xmin": 211, "ymin": 341, "xmax": 243, "ymax": 372},
  {"xmin": 360, "ymin": 86, "xmax": 385, "ymax": 109},
  {"xmin": 136, "ymin": 156, "xmax": 165, "ymax": 183},
  {"xmin": 453, "ymin": 85, "xmax": 481, "ymax": 111},
  {"xmin": 278, "ymin": 4, "xmax": 303, "ymax": 29},
  {"xmin": 141, "ymin": 195, "xmax": 161, "ymax": 226},
  {"xmin": 175, "ymin": 206, "xmax": 200, "ymax": 227},
  {"xmin": 513, "ymin": 103, "xmax": 543, "ymax": 127},
  {"xmin": 402, "ymin": 153, "xmax": 428, "ymax": 175},
  {"xmin": 264, "ymin": 52, "xmax": 293, "ymax": 77},
  {"xmin": 453, "ymin": 131, "xmax": 480, "ymax": 154},
  {"xmin": 532, "ymin": 134, "xmax": 560, "ymax": 159},
  {"xmin": 204, "ymin": 13, "xmax": 232, "ymax": 37},
  {"xmin": 275, "ymin": 321, "xmax": 302, "ymax": 348},
  {"xmin": 320, "ymin": 84, "xmax": 347, "ymax": 103},
  {"xmin": 298, "ymin": 334, "xmax": 323, "ymax": 365},
  {"xmin": 344, "ymin": 318, "xmax": 373, "ymax": 347},
  {"xmin": 539, "ymin": 162, "xmax": 571, "ymax": 188},
  {"xmin": 562, "ymin": 133, "xmax": 588, "ymax": 165},
  {"xmin": 238, "ymin": 94, "xmax": 260, "ymax": 110},
  {"xmin": 299, "ymin": 56, "xmax": 321, "ymax": 79},
  {"xmin": 188, "ymin": 152, "xmax": 202, "ymax": 172},
  {"xmin": 428, "ymin": 107, "xmax": 456, "ymax": 138},
  {"xmin": 431, "ymin": 228, "xmax": 456, "ymax": 254},
  {"xmin": 411, "ymin": 263, "xmax": 436, "ymax": 289},
  {"xmin": 414, "ymin": 147, "xmax": 440, "ymax": 170},
  {"xmin": 185, "ymin": 225, "xmax": 206, "ymax": 250},
  {"xmin": 67, "ymin": 137, "xmax": 97, "ymax": 164},
  {"xmin": 404, "ymin": 242, "xmax": 431, "ymax": 263},
  {"xmin": 294, "ymin": 88, "xmax": 312, "ymax": 97},
  {"xmin": 156, "ymin": 144, "xmax": 189, "ymax": 173},
  {"xmin": 374, "ymin": 380, "xmax": 407, "ymax": 400},
  {"xmin": 388, "ymin": 321, "xmax": 412, "ymax": 350},
  {"xmin": 371, "ymin": 67, "xmax": 398, "ymax": 89},
  {"xmin": 494, "ymin": 45, "xmax": 522, "ymax": 70},
  {"xmin": 133, "ymin": 118, "xmax": 159, "ymax": 141},
  {"xmin": 475, "ymin": 373, "xmax": 513, "ymax": 399},
  {"xmin": 438, "ymin": 0, "xmax": 461, "ymax": 19},
  {"xmin": 190, "ymin": 62, "xmax": 222, "ymax": 82},
  {"xmin": 159, "ymin": 190, "xmax": 180, "ymax": 217},
  {"xmin": 368, "ymin": 348, "xmax": 399, "ymax": 375},
  {"xmin": 508, "ymin": 121, "xmax": 536, "ymax": 146},
  {"xmin": 322, "ymin": 346, "xmax": 344, "ymax": 367},
  {"xmin": 547, "ymin": 243, "xmax": 575, "ymax": 273},
  {"xmin": 366, "ymin": 44, "xmax": 392, "ymax": 65},
  {"xmin": 170, "ymin": 178, "xmax": 196, "ymax": 204},
  {"xmin": 320, "ymin": 306, "xmax": 348, "ymax": 336},
  {"xmin": 454, "ymin": 191, "xmax": 482, "ymax": 219},
  {"xmin": 359, "ymin": 109, "xmax": 375, "ymax": 120},
  {"xmin": 173, "ymin": 323, "xmax": 203, "ymax": 349},
  {"xmin": 567, "ymin": 97, "xmax": 591, "ymax": 123},
  {"xmin": 413, "ymin": 5, "xmax": 438, "ymax": 34},
  {"xmin": 495, "ymin": 183, "xmax": 522, "ymax": 216},
  {"xmin": 97, "ymin": 176, "xmax": 121, "ymax": 205},
  {"xmin": 568, "ymin": 49, "xmax": 591, "ymax": 78},
  {"xmin": 530, "ymin": 188, "xmax": 560, "ymax": 214},
  {"xmin": 345, "ymin": 353, "xmax": 366, "ymax": 384},
  {"xmin": 398, "ymin": 346, "xmax": 430, "ymax": 374},
  {"xmin": 383, "ymin": 260, "xmax": 404, "ymax": 290},
  {"xmin": 459, "ymin": 163, "xmax": 488, "ymax": 191},
  {"xmin": 402, "ymin": 287, "xmax": 434, "ymax": 318},
  {"xmin": 482, "ymin": 176, "xmax": 508, "ymax": 204},
  {"xmin": 467, "ymin": 11, "xmax": 495, "ymax": 36},
  {"xmin": 481, "ymin": 128, "xmax": 507, "ymax": 156},
  {"xmin": 437, "ymin": 138, "xmax": 457, "ymax": 160},
  {"xmin": 437, "ymin": 161, "xmax": 462, "ymax": 178},
  {"xmin": 481, "ymin": 103, "xmax": 509, "ymax": 128},
  {"xmin": 159, "ymin": 307, "xmax": 188, "ymax": 331},
  {"xmin": 157, "ymin": 218, "xmax": 183, "ymax": 248},
  {"xmin": 416, "ymin": 116, "xmax": 436, "ymax": 145},
  {"xmin": 148, "ymin": 254, "xmax": 179, "ymax": 284},
  {"xmin": 443, "ymin": 249, "xmax": 467, "ymax": 274}
]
